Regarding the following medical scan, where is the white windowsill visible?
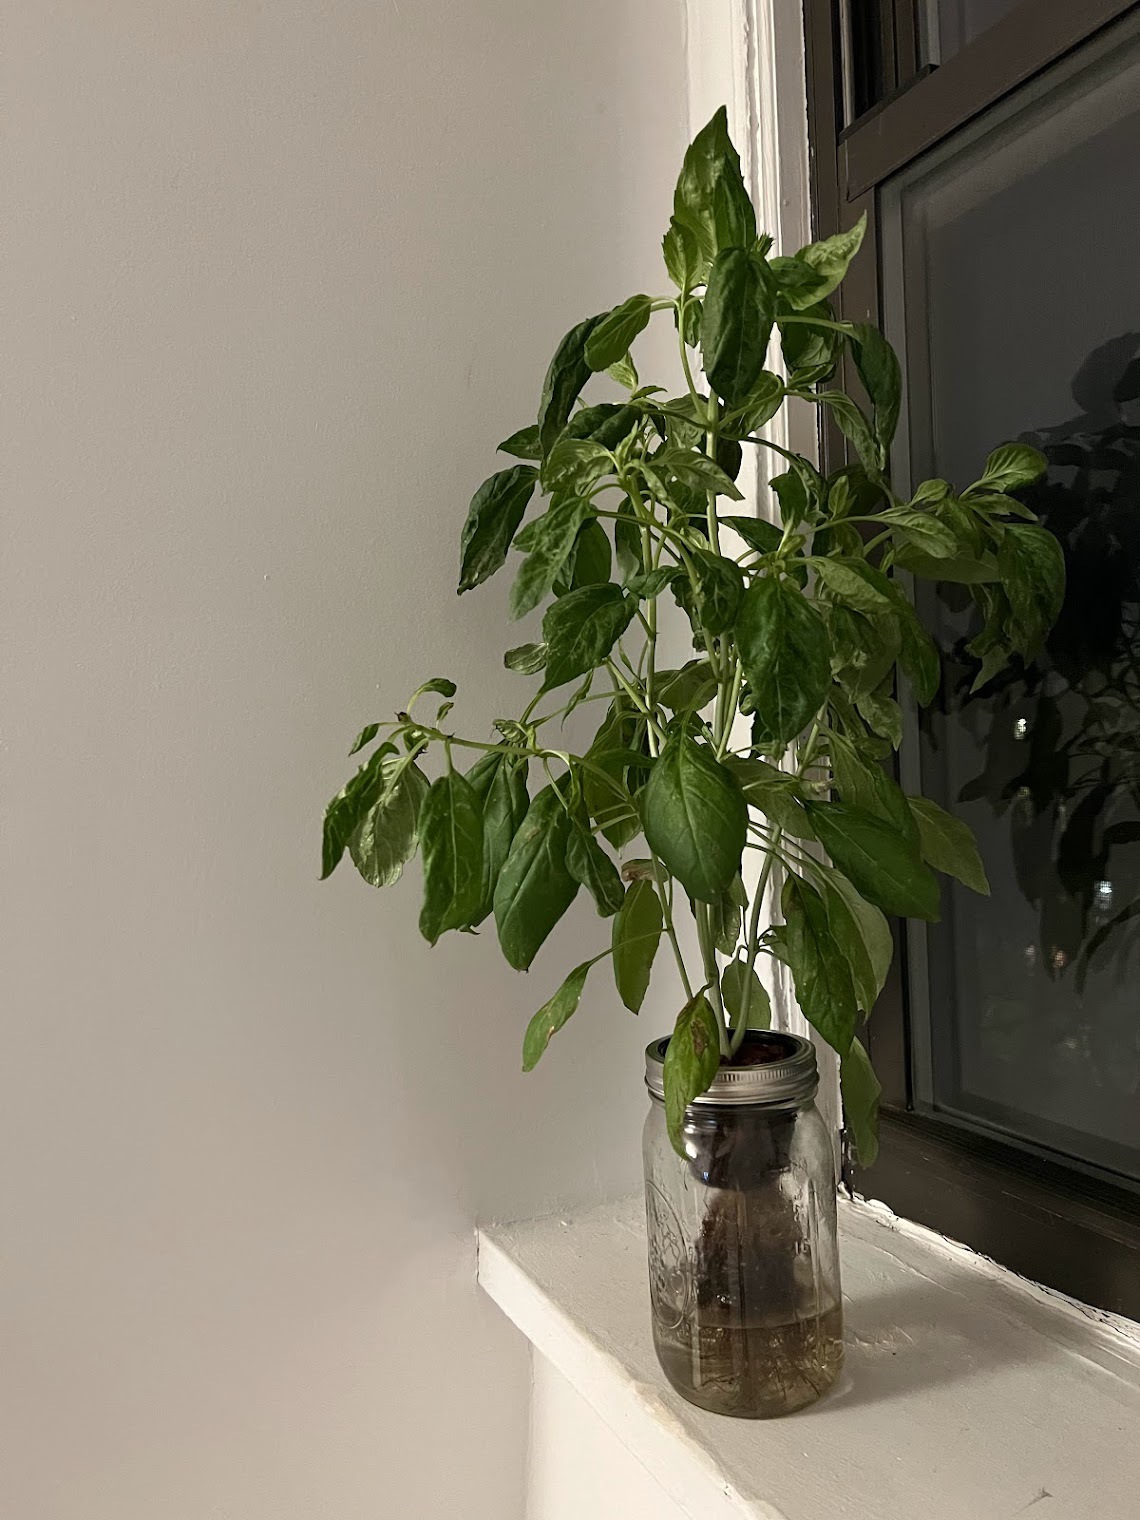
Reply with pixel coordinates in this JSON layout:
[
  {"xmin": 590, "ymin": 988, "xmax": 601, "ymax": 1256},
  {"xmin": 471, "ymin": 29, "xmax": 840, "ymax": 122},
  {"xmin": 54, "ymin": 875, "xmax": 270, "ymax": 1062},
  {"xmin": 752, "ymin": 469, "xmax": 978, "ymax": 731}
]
[{"xmin": 478, "ymin": 1193, "xmax": 1140, "ymax": 1520}]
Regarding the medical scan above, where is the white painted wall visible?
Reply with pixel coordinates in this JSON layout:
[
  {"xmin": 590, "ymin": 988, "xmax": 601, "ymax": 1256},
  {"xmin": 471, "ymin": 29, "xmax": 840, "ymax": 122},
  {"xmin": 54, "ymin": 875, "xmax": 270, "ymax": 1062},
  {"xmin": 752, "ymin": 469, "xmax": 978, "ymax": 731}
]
[
  {"xmin": 526, "ymin": 1354, "xmax": 689, "ymax": 1520},
  {"xmin": 0, "ymin": 4, "xmax": 685, "ymax": 1517}
]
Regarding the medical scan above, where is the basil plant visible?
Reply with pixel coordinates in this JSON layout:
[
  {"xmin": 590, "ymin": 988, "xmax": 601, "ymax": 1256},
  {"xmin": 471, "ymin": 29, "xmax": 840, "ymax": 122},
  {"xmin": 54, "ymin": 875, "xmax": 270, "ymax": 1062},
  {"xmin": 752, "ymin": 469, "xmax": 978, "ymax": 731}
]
[{"xmin": 321, "ymin": 109, "xmax": 1064, "ymax": 1162}]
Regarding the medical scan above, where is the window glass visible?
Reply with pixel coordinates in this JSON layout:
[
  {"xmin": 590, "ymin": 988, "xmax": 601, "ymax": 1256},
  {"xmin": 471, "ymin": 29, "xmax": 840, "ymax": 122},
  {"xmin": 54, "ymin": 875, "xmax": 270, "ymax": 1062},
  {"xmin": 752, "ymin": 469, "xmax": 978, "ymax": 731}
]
[
  {"xmin": 882, "ymin": 23, "xmax": 1140, "ymax": 1183},
  {"xmin": 921, "ymin": 0, "xmax": 1023, "ymax": 64}
]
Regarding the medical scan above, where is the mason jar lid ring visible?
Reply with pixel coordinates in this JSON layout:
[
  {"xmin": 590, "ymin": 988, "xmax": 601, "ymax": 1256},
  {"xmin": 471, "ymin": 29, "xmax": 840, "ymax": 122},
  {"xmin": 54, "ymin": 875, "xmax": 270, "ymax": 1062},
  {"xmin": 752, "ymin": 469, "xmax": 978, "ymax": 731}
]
[{"xmin": 644, "ymin": 1030, "xmax": 819, "ymax": 1108}]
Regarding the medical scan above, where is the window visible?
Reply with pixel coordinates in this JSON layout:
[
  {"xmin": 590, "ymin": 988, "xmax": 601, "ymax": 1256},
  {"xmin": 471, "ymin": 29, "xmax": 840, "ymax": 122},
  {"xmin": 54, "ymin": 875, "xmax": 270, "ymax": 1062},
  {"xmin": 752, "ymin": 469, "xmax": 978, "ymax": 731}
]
[{"xmin": 805, "ymin": 0, "xmax": 1140, "ymax": 1317}]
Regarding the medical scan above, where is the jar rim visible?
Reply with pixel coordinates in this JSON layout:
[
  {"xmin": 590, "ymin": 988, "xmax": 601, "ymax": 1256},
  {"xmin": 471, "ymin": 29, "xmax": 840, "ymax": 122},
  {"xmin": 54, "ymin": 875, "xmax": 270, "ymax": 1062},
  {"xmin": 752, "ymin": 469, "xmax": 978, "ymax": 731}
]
[{"xmin": 644, "ymin": 1030, "xmax": 819, "ymax": 1108}]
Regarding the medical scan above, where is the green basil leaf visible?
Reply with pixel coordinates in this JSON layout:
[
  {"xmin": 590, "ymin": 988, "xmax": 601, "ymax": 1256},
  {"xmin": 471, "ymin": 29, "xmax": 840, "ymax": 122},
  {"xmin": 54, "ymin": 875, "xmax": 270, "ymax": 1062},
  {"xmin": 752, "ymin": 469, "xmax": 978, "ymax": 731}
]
[
  {"xmin": 769, "ymin": 255, "xmax": 822, "ymax": 301},
  {"xmin": 538, "ymin": 314, "xmax": 605, "ymax": 456},
  {"xmin": 841, "ymin": 1036, "xmax": 881, "ymax": 1167},
  {"xmin": 458, "ymin": 466, "xmax": 539, "ymax": 594},
  {"xmin": 780, "ymin": 299, "xmax": 844, "ymax": 380},
  {"xmin": 321, "ymin": 744, "xmax": 397, "ymax": 879},
  {"xmin": 733, "ymin": 371, "xmax": 785, "ymax": 433},
  {"xmin": 564, "ymin": 402, "xmax": 639, "ymax": 449},
  {"xmin": 654, "ymin": 447, "xmax": 746, "ymax": 502},
  {"xmin": 771, "ymin": 463, "xmax": 822, "ymax": 527},
  {"xmin": 827, "ymin": 605, "xmax": 898, "ymax": 696},
  {"xmin": 522, "ymin": 960, "xmax": 592, "ymax": 1072},
  {"xmin": 890, "ymin": 510, "xmax": 958, "ymax": 559},
  {"xmin": 723, "ymin": 755, "xmax": 816, "ymax": 839},
  {"xmin": 467, "ymin": 753, "xmax": 530, "ymax": 925},
  {"xmin": 848, "ymin": 323, "xmax": 901, "ymax": 455},
  {"xmin": 907, "ymin": 795, "xmax": 990, "ymax": 896},
  {"xmin": 411, "ymin": 676, "xmax": 457, "ymax": 703},
  {"xmin": 854, "ymin": 686, "xmax": 904, "ymax": 748},
  {"xmin": 829, "ymin": 742, "xmax": 917, "ymax": 845},
  {"xmin": 348, "ymin": 722, "xmax": 382, "ymax": 756},
  {"xmin": 713, "ymin": 170, "xmax": 757, "ymax": 251},
  {"xmin": 721, "ymin": 957, "xmax": 771, "ymax": 1030},
  {"xmin": 498, "ymin": 425, "xmax": 542, "ymax": 461},
  {"xmin": 583, "ymin": 701, "xmax": 647, "ymax": 850},
  {"xmin": 655, "ymin": 659, "xmax": 718, "ymax": 713},
  {"xmin": 541, "ymin": 437, "xmax": 612, "ymax": 495},
  {"xmin": 804, "ymin": 799, "xmax": 940, "ymax": 920},
  {"xmin": 909, "ymin": 478, "xmax": 951, "ymax": 507},
  {"xmin": 815, "ymin": 390, "xmax": 881, "ymax": 471},
  {"xmin": 997, "ymin": 522, "xmax": 1066, "ymax": 658},
  {"xmin": 541, "ymin": 584, "xmax": 636, "ymax": 691},
  {"xmin": 565, "ymin": 518, "xmax": 612, "ymax": 590},
  {"xmin": 716, "ymin": 433, "xmax": 743, "ymax": 484},
  {"xmin": 672, "ymin": 106, "xmax": 753, "ymax": 264},
  {"xmin": 349, "ymin": 757, "xmax": 430, "ymax": 889},
  {"xmin": 781, "ymin": 874, "xmax": 857, "ymax": 1056},
  {"xmin": 612, "ymin": 877, "xmax": 664, "ymax": 1012},
  {"xmin": 628, "ymin": 566, "xmax": 682, "ymax": 600},
  {"xmin": 641, "ymin": 733, "xmax": 747, "ymax": 903},
  {"xmin": 659, "ymin": 393, "xmax": 705, "ymax": 451},
  {"xmin": 700, "ymin": 248, "xmax": 776, "ymax": 405},
  {"xmin": 822, "ymin": 558, "xmax": 937, "ymax": 704},
  {"xmin": 813, "ymin": 556, "xmax": 894, "ymax": 615},
  {"xmin": 895, "ymin": 605, "xmax": 940, "ymax": 706},
  {"xmin": 826, "ymin": 872, "xmax": 893, "ymax": 1014},
  {"xmin": 504, "ymin": 642, "xmax": 547, "ymax": 675},
  {"xmin": 893, "ymin": 542, "xmax": 1000, "ymax": 583},
  {"xmin": 567, "ymin": 819, "xmax": 625, "ymax": 917},
  {"xmin": 970, "ymin": 442, "xmax": 1047, "ymax": 495},
  {"xmin": 608, "ymin": 353, "xmax": 640, "ymax": 391},
  {"xmin": 493, "ymin": 785, "xmax": 579, "ymax": 970},
  {"xmin": 708, "ymin": 874, "xmax": 747, "ymax": 955},
  {"xmin": 718, "ymin": 515, "xmax": 784, "ymax": 557},
  {"xmin": 737, "ymin": 576, "xmax": 831, "ymax": 753},
  {"xmin": 613, "ymin": 499, "xmax": 643, "ymax": 583},
  {"xmin": 662, "ymin": 215, "xmax": 703, "ymax": 290},
  {"xmin": 418, "ymin": 771, "xmax": 485, "ymax": 945},
  {"xmin": 663, "ymin": 993, "xmax": 722, "ymax": 1155},
  {"xmin": 585, "ymin": 295, "xmax": 654, "ymax": 372},
  {"xmin": 510, "ymin": 498, "xmax": 592, "ymax": 620},
  {"xmin": 682, "ymin": 297, "xmax": 703, "ymax": 353},
  {"xmin": 788, "ymin": 214, "xmax": 867, "ymax": 308},
  {"xmin": 692, "ymin": 549, "xmax": 745, "ymax": 635}
]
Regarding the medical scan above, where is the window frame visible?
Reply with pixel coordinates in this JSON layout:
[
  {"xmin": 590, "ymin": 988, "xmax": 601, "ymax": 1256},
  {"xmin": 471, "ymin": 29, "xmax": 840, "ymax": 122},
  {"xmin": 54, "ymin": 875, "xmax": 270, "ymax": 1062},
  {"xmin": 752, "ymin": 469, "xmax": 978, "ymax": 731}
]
[{"xmin": 803, "ymin": 0, "xmax": 1140, "ymax": 1320}]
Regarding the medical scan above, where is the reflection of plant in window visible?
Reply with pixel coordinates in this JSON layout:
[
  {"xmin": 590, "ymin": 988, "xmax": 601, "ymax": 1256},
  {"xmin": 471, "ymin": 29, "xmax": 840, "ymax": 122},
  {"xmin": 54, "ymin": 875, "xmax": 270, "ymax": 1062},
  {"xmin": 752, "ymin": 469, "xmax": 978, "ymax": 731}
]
[{"xmin": 947, "ymin": 340, "xmax": 1140, "ymax": 1002}]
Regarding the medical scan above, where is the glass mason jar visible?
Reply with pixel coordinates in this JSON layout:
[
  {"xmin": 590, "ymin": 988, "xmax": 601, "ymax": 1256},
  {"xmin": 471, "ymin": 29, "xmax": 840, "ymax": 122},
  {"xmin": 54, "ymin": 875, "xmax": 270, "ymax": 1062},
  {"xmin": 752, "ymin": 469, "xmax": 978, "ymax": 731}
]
[{"xmin": 643, "ymin": 1031, "xmax": 843, "ymax": 1418}]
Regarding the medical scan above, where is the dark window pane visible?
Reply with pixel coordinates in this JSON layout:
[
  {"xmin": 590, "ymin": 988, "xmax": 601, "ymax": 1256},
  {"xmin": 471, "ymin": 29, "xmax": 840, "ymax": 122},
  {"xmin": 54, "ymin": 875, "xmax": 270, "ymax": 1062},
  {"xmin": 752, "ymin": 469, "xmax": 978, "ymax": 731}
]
[
  {"xmin": 882, "ymin": 19, "xmax": 1140, "ymax": 1183},
  {"xmin": 922, "ymin": 0, "xmax": 1023, "ymax": 64}
]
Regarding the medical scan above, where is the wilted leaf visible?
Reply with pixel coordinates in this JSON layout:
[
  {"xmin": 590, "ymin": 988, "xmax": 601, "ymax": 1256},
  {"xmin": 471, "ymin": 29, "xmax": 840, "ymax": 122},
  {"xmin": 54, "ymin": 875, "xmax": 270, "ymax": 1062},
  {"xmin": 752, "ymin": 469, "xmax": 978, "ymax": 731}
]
[
  {"xmin": 522, "ymin": 961, "xmax": 593, "ymax": 1072},
  {"xmin": 663, "ymin": 993, "xmax": 722, "ymax": 1154},
  {"xmin": 458, "ymin": 467, "xmax": 538, "ymax": 594}
]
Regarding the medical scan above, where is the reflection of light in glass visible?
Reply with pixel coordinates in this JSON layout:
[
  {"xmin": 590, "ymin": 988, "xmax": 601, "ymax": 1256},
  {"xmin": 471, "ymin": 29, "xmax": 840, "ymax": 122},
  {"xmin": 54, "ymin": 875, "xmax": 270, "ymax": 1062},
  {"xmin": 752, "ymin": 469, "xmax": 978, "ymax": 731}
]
[
  {"xmin": 1095, "ymin": 879, "xmax": 1115, "ymax": 911},
  {"xmin": 1051, "ymin": 946, "xmax": 1070, "ymax": 974},
  {"xmin": 1013, "ymin": 786, "xmax": 1034, "ymax": 827},
  {"xmin": 1013, "ymin": 716, "xmax": 1029, "ymax": 740},
  {"xmin": 1024, "ymin": 943, "xmax": 1037, "ymax": 971}
]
